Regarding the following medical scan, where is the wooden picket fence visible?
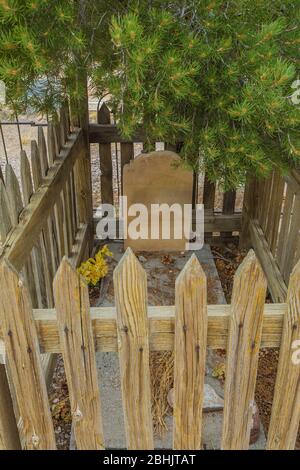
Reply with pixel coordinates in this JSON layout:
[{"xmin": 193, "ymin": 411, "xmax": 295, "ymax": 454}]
[
  {"xmin": 0, "ymin": 107, "xmax": 94, "ymax": 449},
  {"xmin": 242, "ymin": 169, "xmax": 300, "ymax": 303},
  {"xmin": 0, "ymin": 248, "xmax": 299, "ymax": 450},
  {"xmin": 0, "ymin": 107, "xmax": 93, "ymax": 311}
]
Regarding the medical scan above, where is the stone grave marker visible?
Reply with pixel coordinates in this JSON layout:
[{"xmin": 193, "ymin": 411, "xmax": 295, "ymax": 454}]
[{"xmin": 123, "ymin": 151, "xmax": 193, "ymax": 251}]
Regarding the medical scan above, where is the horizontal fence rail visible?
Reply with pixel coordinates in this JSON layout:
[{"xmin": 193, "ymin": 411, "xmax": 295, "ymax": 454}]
[{"xmin": 0, "ymin": 248, "xmax": 299, "ymax": 450}]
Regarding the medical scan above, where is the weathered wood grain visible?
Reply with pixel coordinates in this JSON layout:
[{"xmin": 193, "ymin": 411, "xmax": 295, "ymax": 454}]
[
  {"xmin": 38, "ymin": 126, "xmax": 49, "ymax": 177},
  {"xmin": 0, "ymin": 179, "xmax": 12, "ymax": 245},
  {"xmin": 221, "ymin": 190, "xmax": 236, "ymax": 238},
  {"xmin": 98, "ymin": 104, "xmax": 114, "ymax": 205},
  {"xmin": 282, "ymin": 194, "xmax": 300, "ymax": 282},
  {"xmin": 276, "ymin": 185, "xmax": 294, "ymax": 269},
  {"xmin": 20, "ymin": 150, "xmax": 33, "ymax": 205},
  {"xmin": 47, "ymin": 123, "xmax": 56, "ymax": 166},
  {"xmin": 221, "ymin": 250, "xmax": 267, "ymax": 450},
  {"xmin": 267, "ymin": 259, "xmax": 300, "ymax": 450},
  {"xmin": 173, "ymin": 254, "xmax": 207, "ymax": 450},
  {"xmin": 0, "ymin": 303, "xmax": 286, "ymax": 356},
  {"xmin": 0, "ymin": 364, "xmax": 21, "ymax": 450},
  {"xmin": 120, "ymin": 142, "xmax": 134, "ymax": 195},
  {"xmin": 53, "ymin": 259, "xmax": 104, "ymax": 450},
  {"xmin": 31, "ymin": 140, "xmax": 43, "ymax": 190},
  {"xmin": 114, "ymin": 248, "xmax": 154, "ymax": 449},
  {"xmin": 0, "ymin": 260, "xmax": 56, "ymax": 449},
  {"xmin": 5, "ymin": 164, "xmax": 23, "ymax": 227},
  {"xmin": 249, "ymin": 219, "xmax": 287, "ymax": 302},
  {"xmin": 1, "ymin": 130, "xmax": 84, "ymax": 271}
]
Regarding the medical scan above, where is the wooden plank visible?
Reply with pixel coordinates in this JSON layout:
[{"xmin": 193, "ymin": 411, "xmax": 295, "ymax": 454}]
[
  {"xmin": 39, "ymin": 229, "xmax": 54, "ymax": 307},
  {"xmin": 98, "ymin": 104, "xmax": 113, "ymax": 205},
  {"xmin": 73, "ymin": 77, "xmax": 93, "ymax": 254},
  {"xmin": 62, "ymin": 183, "xmax": 73, "ymax": 255},
  {"xmin": 268, "ymin": 174, "xmax": 285, "ymax": 254},
  {"xmin": 203, "ymin": 175, "xmax": 216, "ymax": 210},
  {"xmin": 0, "ymin": 364, "xmax": 21, "ymax": 450},
  {"xmin": 203, "ymin": 175, "xmax": 216, "ymax": 239},
  {"xmin": 67, "ymin": 223, "xmax": 89, "ymax": 269},
  {"xmin": 267, "ymin": 259, "xmax": 300, "ymax": 449},
  {"xmin": 54, "ymin": 193, "xmax": 66, "ymax": 260},
  {"xmin": 38, "ymin": 127, "xmax": 49, "ymax": 177},
  {"xmin": 0, "ymin": 260, "xmax": 56, "ymax": 449},
  {"xmin": 1, "ymin": 130, "xmax": 84, "ymax": 271},
  {"xmin": 261, "ymin": 173, "xmax": 274, "ymax": 234},
  {"xmin": 67, "ymin": 176, "xmax": 76, "ymax": 239},
  {"xmin": 5, "ymin": 164, "xmax": 23, "ymax": 227},
  {"xmin": 93, "ymin": 212, "xmax": 242, "ymax": 238},
  {"xmin": 60, "ymin": 108, "xmax": 67, "ymax": 145},
  {"xmin": 53, "ymin": 259, "xmax": 104, "ymax": 450},
  {"xmin": 47, "ymin": 123, "xmax": 56, "ymax": 166},
  {"xmin": 0, "ymin": 303, "xmax": 286, "ymax": 356},
  {"xmin": 221, "ymin": 190, "xmax": 236, "ymax": 238},
  {"xmin": 0, "ymin": 179, "xmax": 12, "ymax": 244},
  {"xmin": 240, "ymin": 178, "xmax": 258, "ymax": 248},
  {"xmin": 31, "ymin": 140, "xmax": 43, "ymax": 190},
  {"xmin": 114, "ymin": 248, "xmax": 154, "ymax": 449},
  {"xmin": 89, "ymin": 123, "xmax": 146, "ymax": 144},
  {"xmin": 249, "ymin": 219, "xmax": 287, "ymax": 302},
  {"xmin": 20, "ymin": 150, "xmax": 33, "ymax": 205},
  {"xmin": 276, "ymin": 185, "xmax": 294, "ymax": 268},
  {"xmin": 282, "ymin": 194, "xmax": 300, "ymax": 282},
  {"xmin": 173, "ymin": 254, "xmax": 207, "ymax": 450},
  {"xmin": 20, "ymin": 157, "xmax": 44, "ymax": 307},
  {"xmin": 221, "ymin": 250, "xmax": 267, "ymax": 450},
  {"xmin": 120, "ymin": 142, "xmax": 134, "ymax": 195}
]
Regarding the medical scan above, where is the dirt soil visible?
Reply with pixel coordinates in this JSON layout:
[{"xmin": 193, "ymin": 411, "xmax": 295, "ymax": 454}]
[{"xmin": 212, "ymin": 242, "xmax": 300, "ymax": 449}]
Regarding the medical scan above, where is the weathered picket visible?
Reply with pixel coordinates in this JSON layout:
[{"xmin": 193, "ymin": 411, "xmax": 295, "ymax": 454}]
[
  {"xmin": 242, "ymin": 169, "xmax": 300, "ymax": 303},
  {"xmin": 0, "ymin": 248, "xmax": 299, "ymax": 450}
]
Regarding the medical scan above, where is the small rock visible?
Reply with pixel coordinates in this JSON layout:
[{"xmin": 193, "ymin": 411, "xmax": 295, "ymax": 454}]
[
  {"xmin": 250, "ymin": 402, "xmax": 261, "ymax": 445},
  {"xmin": 138, "ymin": 255, "xmax": 147, "ymax": 263},
  {"xmin": 167, "ymin": 384, "xmax": 224, "ymax": 412}
]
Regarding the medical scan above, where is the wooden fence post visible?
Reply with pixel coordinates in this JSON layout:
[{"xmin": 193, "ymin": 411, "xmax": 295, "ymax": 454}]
[
  {"xmin": 267, "ymin": 259, "xmax": 300, "ymax": 450},
  {"xmin": 221, "ymin": 250, "xmax": 267, "ymax": 450},
  {"xmin": 173, "ymin": 254, "xmax": 207, "ymax": 450},
  {"xmin": 0, "ymin": 260, "xmax": 56, "ymax": 449},
  {"xmin": 0, "ymin": 179, "xmax": 12, "ymax": 245},
  {"xmin": 73, "ymin": 77, "xmax": 94, "ymax": 254},
  {"xmin": 120, "ymin": 142, "xmax": 134, "ymax": 196},
  {"xmin": 114, "ymin": 248, "xmax": 154, "ymax": 450},
  {"xmin": 221, "ymin": 190, "xmax": 236, "ymax": 239},
  {"xmin": 203, "ymin": 175, "xmax": 215, "ymax": 240},
  {"xmin": 98, "ymin": 103, "xmax": 114, "ymax": 205},
  {"xmin": 240, "ymin": 177, "xmax": 257, "ymax": 249},
  {"xmin": 53, "ymin": 259, "xmax": 104, "ymax": 450},
  {"xmin": 0, "ymin": 364, "xmax": 21, "ymax": 450}
]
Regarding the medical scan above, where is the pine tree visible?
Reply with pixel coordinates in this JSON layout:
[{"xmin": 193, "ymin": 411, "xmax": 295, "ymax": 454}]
[{"xmin": 1, "ymin": 0, "xmax": 299, "ymax": 188}]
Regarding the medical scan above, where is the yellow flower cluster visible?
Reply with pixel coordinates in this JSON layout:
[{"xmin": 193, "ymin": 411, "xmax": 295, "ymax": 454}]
[{"xmin": 78, "ymin": 245, "xmax": 113, "ymax": 286}]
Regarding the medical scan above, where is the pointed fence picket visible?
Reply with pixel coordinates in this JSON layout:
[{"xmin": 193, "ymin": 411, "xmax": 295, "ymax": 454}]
[{"xmin": 0, "ymin": 248, "xmax": 299, "ymax": 450}]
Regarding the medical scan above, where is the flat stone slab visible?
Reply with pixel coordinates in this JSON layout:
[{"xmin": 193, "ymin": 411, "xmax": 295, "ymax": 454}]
[{"xmin": 167, "ymin": 384, "xmax": 224, "ymax": 412}]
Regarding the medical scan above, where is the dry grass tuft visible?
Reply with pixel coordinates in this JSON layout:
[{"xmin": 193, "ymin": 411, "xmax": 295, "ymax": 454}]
[{"xmin": 150, "ymin": 351, "xmax": 174, "ymax": 435}]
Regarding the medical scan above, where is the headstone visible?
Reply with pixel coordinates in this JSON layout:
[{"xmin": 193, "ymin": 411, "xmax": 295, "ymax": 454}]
[{"xmin": 123, "ymin": 151, "xmax": 193, "ymax": 251}]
